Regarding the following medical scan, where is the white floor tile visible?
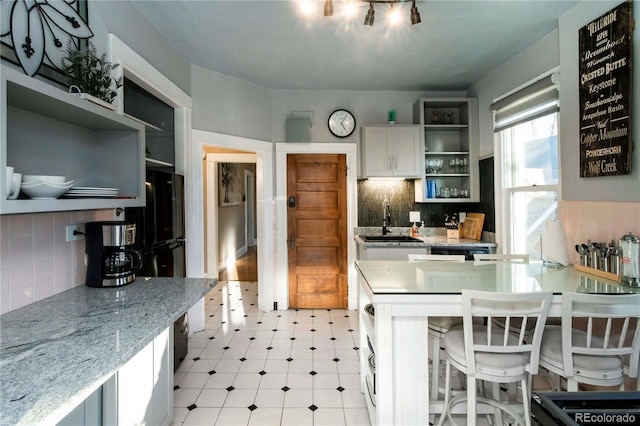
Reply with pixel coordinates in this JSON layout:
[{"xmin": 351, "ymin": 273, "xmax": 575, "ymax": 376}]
[
  {"xmin": 288, "ymin": 359, "xmax": 313, "ymax": 373},
  {"xmin": 195, "ymin": 388, "xmax": 229, "ymax": 407},
  {"xmin": 258, "ymin": 373, "xmax": 287, "ymax": 389},
  {"xmin": 224, "ymin": 389, "xmax": 258, "ymax": 407},
  {"xmin": 264, "ymin": 359, "xmax": 290, "ymax": 373},
  {"xmin": 341, "ymin": 390, "xmax": 367, "ymax": 408},
  {"xmin": 281, "ymin": 407, "xmax": 313, "ymax": 426},
  {"xmin": 248, "ymin": 407, "xmax": 282, "ymax": 426},
  {"xmin": 188, "ymin": 359, "xmax": 219, "ymax": 373},
  {"xmin": 182, "ymin": 407, "xmax": 220, "ymax": 425},
  {"xmin": 344, "ymin": 408, "xmax": 371, "ymax": 426},
  {"xmin": 215, "ymin": 407, "xmax": 251, "ymax": 426},
  {"xmin": 283, "ymin": 388, "xmax": 313, "ymax": 407},
  {"xmin": 179, "ymin": 372, "xmax": 211, "ymax": 389},
  {"xmin": 314, "ymin": 408, "xmax": 346, "ymax": 426},
  {"xmin": 339, "ymin": 374, "xmax": 362, "ymax": 390},
  {"xmin": 313, "ymin": 389, "xmax": 343, "ymax": 408},
  {"xmin": 314, "ymin": 373, "xmax": 340, "ymax": 389},
  {"xmin": 337, "ymin": 360, "xmax": 360, "ymax": 374},
  {"xmin": 233, "ymin": 373, "xmax": 263, "ymax": 389},
  {"xmin": 254, "ymin": 388, "xmax": 285, "ymax": 407},
  {"xmin": 205, "ymin": 373, "xmax": 236, "ymax": 389},
  {"xmin": 215, "ymin": 359, "xmax": 242, "ymax": 374},
  {"xmin": 171, "ymin": 406, "xmax": 190, "ymax": 426},
  {"xmin": 286, "ymin": 373, "xmax": 313, "ymax": 389},
  {"xmin": 174, "ymin": 388, "xmax": 202, "ymax": 408}
]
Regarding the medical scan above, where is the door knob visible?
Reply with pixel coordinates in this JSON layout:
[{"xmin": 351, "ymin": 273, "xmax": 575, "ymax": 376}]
[{"xmin": 289, "ymin": 237, "xmax": 296, "ymax": 248}]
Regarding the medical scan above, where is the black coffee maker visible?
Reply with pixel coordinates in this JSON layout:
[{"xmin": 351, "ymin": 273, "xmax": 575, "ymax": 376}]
[{"xmin": 85, "ymin": 221, "xmax": 143, "ymax": 287}]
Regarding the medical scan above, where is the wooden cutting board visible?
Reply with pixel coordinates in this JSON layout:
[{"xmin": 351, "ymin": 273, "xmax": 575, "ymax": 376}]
[
  {"xmin": 466, "ymin": 213, "xmax": 485, "ymax": 240},
  {"xmin": 462, "ymin": 217, "xmax": 479, "ymax": 239}
]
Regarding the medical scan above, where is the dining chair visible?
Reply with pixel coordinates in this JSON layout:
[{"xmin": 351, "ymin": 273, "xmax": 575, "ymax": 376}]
[
  {"xmin": 408, "ymin": 253, "xmax": 465, "ymax": 401},
  {"xmin": 437, "ymin": 290, "xmax": 552, "ymax": 426},
  {"xmin": 539, "ymin": 292, "xmax": 640, "ymax": 391}
]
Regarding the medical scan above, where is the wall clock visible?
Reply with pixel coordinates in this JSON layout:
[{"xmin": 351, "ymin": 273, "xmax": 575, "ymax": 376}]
[{"xmin": 328, "ymin": 109, "xmax": 356, "ymax": 138}]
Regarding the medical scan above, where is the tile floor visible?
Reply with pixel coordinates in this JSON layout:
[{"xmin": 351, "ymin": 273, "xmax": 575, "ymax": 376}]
[{"xmin": 172, "ymin": 280, "xmax": 370, "ymax": 426}]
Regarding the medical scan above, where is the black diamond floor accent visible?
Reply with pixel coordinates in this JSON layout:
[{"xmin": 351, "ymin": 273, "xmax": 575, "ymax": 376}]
[
  {"xmin": 257, "ymin": 321, "xmax": 262, "ymax": 324},
  {"xmin": 272, "ymin": 329, "xmax": 278, "ymax": 332},
  {"xmin": 337, "ymin": 386, "xmax": 345, "ymax": 392},
  {"xmin": 327, "ymin": 309, "xmax": 331, "ymax": 311},
  {"xmin": 250, "ymin": 337, "xmax": 256, "ymax": 340},
  {"xmin": 310, "ymin": 329, "xmax": 316, "ymax": 332},
  {"xmin": 244, "ymin": 314, "xmax": 248, "ymax": 317},
  {"xmin": 309, "ymin": 371, "xmax": 317, "ymax": 376},
  {"xmin": 174, "ymin": 385, "xmax": 180, "ymax": 390},
  {"xmin": 330, "ymin": 337, "xmax": 336, "ymax": 341},
  {"xmin": 226, "ymin": 386, "xmax": 235, "ymax": 392},
  {"xmin": 267, "ymin": 346, "xmax": 273, "ymax": 350},
  {"xmin": 310, "ymin": 347, "xmax": 316, "ymax": 351},
  {"xmin": 293, "ymin": 321, "xmax": 298, "ymax": 324},
  {"xmin": 344, "ymin": 315, "xmax": 349, "ymax": 318},
  {"xmin": 311, "ymin": 315, "xmax": 315, "ymax": 318},
  {"xmin": 221, "ymin": 321, "xmax": 226, "ymax": 324},
  {"xmin": 234, "ymin": 328, "xmax": 240, "ymax": 332},
  {"xmin": 209, "ymin": 314, "xmax": 214, "ymax": 317},
  {"xmin": 208, "ymin": 370, "xmax": 216, "ymax": 375},
  {"xmin": 231, "ymin": 309, "xmax": 236, "ymax": 312},
  {"xmin": 282, "ymin": 386, "xmax": 290, "ymax": 392},
  {"xmin": 348, "ymin": 329, "xmax": 354, "ymax": 332},
  {"xmin": 286, "ymin": 357, "xmax": 293, "ymax": 362},
  {"xmin": 223, "ymin": 346, "xmax": 230, "ymax": 350},
  {"xmin": 259, "ymin": 371, "xmax": 266, "ymax": 375},
  {"xmin": 309, "ymin": 405, "xmax": 318, "ymax": 411},
  {"xmin": 193, "ymin": 357, "xmax": 201, "ymax": 361},
  {"xmin": 328, "ymin": 321, "xmax": 333, "ymax": 324},
  {"xmin": 353, "ymin": 346, "xmax": 359, "ymax": 350},
  {"xmin": 277, "ymin": 315, "xmax": 282, "ymax": 317},
  {"xmin": 248, "ymin": 404, "xmax": 258, "ymax": 411},
  {"xmin": 251, "ymin": 303, "xmax": 255, "ymax": 306},
  {"xmin": 209, "ymin": 336, "xmax": 215, "ymax": 340},
  {"xmin": 187, "ymin": 404, "xmax": 197, "ymax": 411},
  {"xmin": 239, "ymin": 358, "xmax": 246, "ymax": 362},
  {"xmin": 290, "ymin": 337, "xmax": 296, "ymax": 341},
  {"xmin": 333, "ymin": 358, "xmax": 340, "ymax": 362}
]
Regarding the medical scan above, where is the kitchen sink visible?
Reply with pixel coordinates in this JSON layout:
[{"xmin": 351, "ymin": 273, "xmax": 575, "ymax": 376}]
[{"xmin": 359, "ymin": 235, "xmax": 423, "ymax": 242}]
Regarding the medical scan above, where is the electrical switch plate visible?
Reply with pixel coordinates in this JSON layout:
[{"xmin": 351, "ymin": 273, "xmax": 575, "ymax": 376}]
[
  {"xmin": 459, "ymin": 212, "xmax": 467, "ymax": 223},
  {"xmin": 409, "ymin": 211, "xmax": 421, "ymax": 223},
  {"xmin": 65, "ymin": 224, "xmax": 85, "ymax": 242}
]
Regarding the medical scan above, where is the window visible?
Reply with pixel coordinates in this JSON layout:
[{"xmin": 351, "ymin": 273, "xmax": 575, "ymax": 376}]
[{"xmin": 492, "ymin": 73, "xmax": 560, "ymax": 256}]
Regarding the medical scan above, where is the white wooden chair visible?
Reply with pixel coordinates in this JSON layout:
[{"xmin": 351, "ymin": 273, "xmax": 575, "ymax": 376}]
[
  {"xmin": 408, "ymin": 253, "xmax": 465, "ymax": 401},
  {"xmin": 539, "ymin": 292, "xmax": 640, "ymax": 391},
  {"xmin": 437, "ymin": 290, "xmax": 552, "ymax": 426}
]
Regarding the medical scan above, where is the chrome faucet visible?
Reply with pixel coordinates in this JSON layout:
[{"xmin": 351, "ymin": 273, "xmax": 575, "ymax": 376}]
[{"xmin": 382, "ymin": 199, "xmax": 391, "ymax": 235}]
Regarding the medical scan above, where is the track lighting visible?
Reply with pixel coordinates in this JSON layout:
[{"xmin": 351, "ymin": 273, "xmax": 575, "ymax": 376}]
[
  {"xmin": 364, "ymin": 3, "xmax": 375, "ymax": 26},
  {"xmin": 410, "ymin": 1, "xmax": 421, "ymax": 25},
  {"xmin": 324, "ymin": 0, "xmax": 333, "ymax": 17},
  {"xmin": 323, "ymin": 0, "xmax": 421, "ymax": 27}
]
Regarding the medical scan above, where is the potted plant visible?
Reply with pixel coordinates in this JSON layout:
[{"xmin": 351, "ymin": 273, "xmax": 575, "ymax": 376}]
[{"xmin": 60, "ymin": 41, "xmax": 123, "ymax": 109}]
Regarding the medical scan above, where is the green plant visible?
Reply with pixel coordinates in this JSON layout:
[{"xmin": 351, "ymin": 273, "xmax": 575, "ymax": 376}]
[{"xmin": 60, "ymin": 41, "xmax": 123, "ymax": 103}]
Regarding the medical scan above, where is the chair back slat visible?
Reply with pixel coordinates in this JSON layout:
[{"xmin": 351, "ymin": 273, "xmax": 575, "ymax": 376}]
[
  {"xmin": 462, "ymin": 290, "xmax": 552, "ymax": 376},
  {"xmin": 561, "ymin": 293, "xmax": 640, "ymax": 380}
]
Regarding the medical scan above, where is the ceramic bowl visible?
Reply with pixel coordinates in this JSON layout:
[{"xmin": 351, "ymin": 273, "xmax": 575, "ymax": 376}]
[
  {"xmin": 20, "ymin": 182, "xmax": 72, "ymax": 199},
  {"xmin": 21, "ymin": 180, "xmax": 74, "ymax": 188},
  {"xmin": 22, "ymin": 175, "xmax": 66, "ymax": 184}
]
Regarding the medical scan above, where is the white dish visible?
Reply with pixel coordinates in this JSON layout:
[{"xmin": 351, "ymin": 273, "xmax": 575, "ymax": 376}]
[
  {"xmin": 21, "ymin": 180, "xmax": 74, "ymax": 188},
  {"xmin": 22, "ymin": 175, "xmax": 66, "ymax": 184},
  {"xmin": 20, "ymin": 182, "xmax": 71, "ymax": 199},
  {"xmin": 68, "ymin": 186, "xmax": 119, "ymax": 191}
]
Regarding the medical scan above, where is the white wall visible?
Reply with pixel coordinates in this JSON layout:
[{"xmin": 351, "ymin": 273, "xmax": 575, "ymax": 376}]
[
  {"xmin": 468, "ymin": 30, "xmax": 560, "ymax": 159},
  {"xmin": 558, "ymin": 1, "xmax": 640, "ymax": 202},
  {"xmin": 91, "ymin": 0, "xmax": 191, "ymax": 96},
  {"xmin": 191, "ymin": 65, "xmax": 272, "ymax": 141},
  {"xmin": 270, "ymin": 90, "xmax": 466, "ymax": 143}
]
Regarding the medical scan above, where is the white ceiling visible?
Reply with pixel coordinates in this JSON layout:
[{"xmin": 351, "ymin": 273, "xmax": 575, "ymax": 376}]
[{"xmin": 132, "ymin": 0, "xmax": 578, "ymax": 91}]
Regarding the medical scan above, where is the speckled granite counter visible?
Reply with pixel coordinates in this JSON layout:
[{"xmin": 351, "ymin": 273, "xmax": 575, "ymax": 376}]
[
  {"xmin": 0, "ymin": 277, "xmax": 217, "ymax": 426},
  {"xmin": 354, "ymin": 234, "xmax": 496, "ymax": 248}
]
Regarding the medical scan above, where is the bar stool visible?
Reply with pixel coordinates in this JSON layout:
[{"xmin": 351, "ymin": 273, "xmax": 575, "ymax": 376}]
[
  {"xmin": 539, "ymin": 292, "xmax": 640, "ymax": 391},
  {"xmin": 437, "ymin": 290, "xmax": 552, "ymax": 426}
]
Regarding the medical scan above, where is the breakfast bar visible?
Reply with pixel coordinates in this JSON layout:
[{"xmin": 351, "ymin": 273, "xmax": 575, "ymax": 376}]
[{"xmin": 355, "ymin": 260, "xmax": 640, "ymax": 426}]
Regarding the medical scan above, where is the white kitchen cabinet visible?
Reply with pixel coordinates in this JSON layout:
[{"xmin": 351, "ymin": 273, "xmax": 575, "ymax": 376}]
[
  {"xmin": 0, "ymin": 65, "xmax": 145, "ymax": 214},
  {"xmin": 103, "ymin": 326, "xmax": 173, "ymax": 426},
  {"xmin": 413, "ymin": 98, "xmax": 479, "ymax": 203},
  {"xmin": 357, "ymin": 245, "xmax": 427, "ymax": 260},
  {"xmin": 360, "ymin": 125, "xmax": 421, "ymax": 178}
]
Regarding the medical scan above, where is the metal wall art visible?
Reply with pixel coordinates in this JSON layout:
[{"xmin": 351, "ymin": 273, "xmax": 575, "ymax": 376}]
[{"xmin": 1, "ymin": 0, "xmax": 92, "ymax": 84}]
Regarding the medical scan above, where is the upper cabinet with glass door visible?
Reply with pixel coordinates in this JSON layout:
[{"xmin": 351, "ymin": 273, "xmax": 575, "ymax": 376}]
[
  {"xmin": 0, "ymin": 65, "xmax": 145, "ymax": 214},
  {"xmin": 413, "ymin": 98, "xmax": 479, "ymax": 203}
]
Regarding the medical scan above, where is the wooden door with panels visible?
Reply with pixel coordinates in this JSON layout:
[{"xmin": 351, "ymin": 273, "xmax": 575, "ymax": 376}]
[{"xmin": 287, "ymin": 154, "xmax": 348, "ymax": 309}]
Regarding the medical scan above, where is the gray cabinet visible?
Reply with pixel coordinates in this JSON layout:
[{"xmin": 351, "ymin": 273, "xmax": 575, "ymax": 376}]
[
  {"xmin": 1, "ymin": 65, "xmax": 145, "ymax": 214},
  {"xmin": 360, "ymin": 125, "xmax": 421, "ymax": 178},
  {"xmin": 413, "ymin": 98, "xmax": 479, "ymax": 203}
]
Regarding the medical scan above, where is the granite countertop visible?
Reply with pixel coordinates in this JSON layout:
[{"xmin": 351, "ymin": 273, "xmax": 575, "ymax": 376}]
[
  {"xmin": 0, "ymin": 277, "xmax": 217, "ymax": 426},
  {"xmin": 354, "ymin": 234, "xmax": 497, "ymax": 248}
]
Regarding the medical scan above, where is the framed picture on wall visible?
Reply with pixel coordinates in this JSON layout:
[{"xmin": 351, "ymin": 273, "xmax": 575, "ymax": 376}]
[
  {"xmin": 219, "ymin": 163, "xmax": 243, "ymax": 207},
  {"xmin": 0, "ymin": 0, "xmax": 91, "ymax": 85}
]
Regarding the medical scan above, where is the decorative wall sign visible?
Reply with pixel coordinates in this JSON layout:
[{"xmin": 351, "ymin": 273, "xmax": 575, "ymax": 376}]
[
  {"xmin": 578, "ymin": 1, "xmax": 633, "ymax": 177},
  {"xmin": 219, "ymin": 163, "xmax": 243, "ymax": 207},
  {"xmin": 0, "ymin": 0, "xmax": 91, "ymax": 85}
]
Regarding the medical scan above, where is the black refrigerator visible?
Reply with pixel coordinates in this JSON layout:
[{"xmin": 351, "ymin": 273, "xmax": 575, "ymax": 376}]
[{"xmin": 126, "ymin": 168, "xmax": 185, "ymax": 278}]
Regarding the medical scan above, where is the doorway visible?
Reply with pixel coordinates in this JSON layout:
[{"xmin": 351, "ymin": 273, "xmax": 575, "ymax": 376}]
[{"xmin": 287, "ymin": 154, "xmax": 348, "ymax": 309}]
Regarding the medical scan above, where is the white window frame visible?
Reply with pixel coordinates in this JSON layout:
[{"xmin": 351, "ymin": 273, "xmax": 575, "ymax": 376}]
[{"xmin": 493, "ymin": 69, "xmax": 562, "ymax": 255}]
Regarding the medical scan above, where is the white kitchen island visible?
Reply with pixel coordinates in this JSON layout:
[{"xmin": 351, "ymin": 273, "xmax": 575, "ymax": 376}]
[{"xmin": 355, "ymin": 260, "xmax": 640, "ymax": 426}]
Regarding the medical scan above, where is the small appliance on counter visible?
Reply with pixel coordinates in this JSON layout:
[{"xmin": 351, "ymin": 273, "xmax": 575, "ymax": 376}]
[
  {"xmin": 620, "ymin": 232, "xmax": 640, "ymax": 287},
  {"xmin": 85, "ymin": 221, "xmax": 143, "ymax": 287}
]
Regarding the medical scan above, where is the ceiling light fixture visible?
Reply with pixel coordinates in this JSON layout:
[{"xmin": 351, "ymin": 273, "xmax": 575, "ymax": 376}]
[
  {"xmin": 323, "ymin": 0, "xmax": 421, "ymax": 27},
  {"xmin": 364, "ymin": 3, "xmax": 375, "ymax": 26}
]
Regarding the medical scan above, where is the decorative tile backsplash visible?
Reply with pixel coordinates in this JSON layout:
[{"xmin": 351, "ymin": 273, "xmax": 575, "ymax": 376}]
[
  {"xmin": 559, "ymin": 200, "xmax": 640, "ymax": 265},
  {"xmin": 0, "ymin": 210, "xmax": 113, "ymax": 314}
]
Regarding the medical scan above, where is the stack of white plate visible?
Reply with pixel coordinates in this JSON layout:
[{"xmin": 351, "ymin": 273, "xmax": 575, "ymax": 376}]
[
  {"xmin": 21, "ymin": 176, "xmax": 74, "ymax": 199},
  {"xmin": 63, "ymin": 186, "xmax": 119, "ymax": 198}
]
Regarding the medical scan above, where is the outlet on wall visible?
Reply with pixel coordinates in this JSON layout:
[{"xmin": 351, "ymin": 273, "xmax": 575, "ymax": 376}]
[{"xmin": 65, "ymin": 224, "xmax": 85, "ymax": 242}]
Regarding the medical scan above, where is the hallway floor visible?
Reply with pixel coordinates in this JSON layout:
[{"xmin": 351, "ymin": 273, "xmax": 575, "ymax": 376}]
[{"xmin": 172, "ymin": 280, "xmax": 369, "ymax": 426}]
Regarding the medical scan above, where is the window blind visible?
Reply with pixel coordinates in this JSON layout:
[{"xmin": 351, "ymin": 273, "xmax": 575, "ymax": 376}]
[{"xmin": 491, "ymin": 73, "xmax": 559, "ymax": 133}]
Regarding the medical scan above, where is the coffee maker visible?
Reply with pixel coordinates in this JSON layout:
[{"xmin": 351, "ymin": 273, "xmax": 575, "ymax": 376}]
[{"xmin": 85, "ymin": 221, "xmax": 143, "ymax": 287}]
